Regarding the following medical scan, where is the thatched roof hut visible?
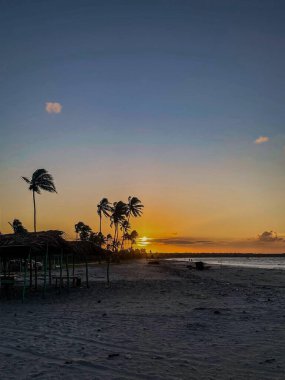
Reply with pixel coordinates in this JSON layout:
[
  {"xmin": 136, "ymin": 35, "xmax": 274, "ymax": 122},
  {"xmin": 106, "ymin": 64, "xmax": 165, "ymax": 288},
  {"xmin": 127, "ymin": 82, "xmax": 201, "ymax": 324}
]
[
  {"xmin": 0, "ymin": 231, "xmax": 108, "ymax": 298},
  {"xmin": 0, "ymin": 230, "xmax": 70, "ymax": 257},
  {"xmin": 0, "ymin": 231, "xmax": 111, "ymax": 259}
]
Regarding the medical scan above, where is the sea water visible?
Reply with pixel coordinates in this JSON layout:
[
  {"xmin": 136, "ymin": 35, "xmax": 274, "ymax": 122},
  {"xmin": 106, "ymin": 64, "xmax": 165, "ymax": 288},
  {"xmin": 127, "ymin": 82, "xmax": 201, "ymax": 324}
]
[{"xmin": 167, "ymin": 256, "xmax": 285, "ymax": 270}]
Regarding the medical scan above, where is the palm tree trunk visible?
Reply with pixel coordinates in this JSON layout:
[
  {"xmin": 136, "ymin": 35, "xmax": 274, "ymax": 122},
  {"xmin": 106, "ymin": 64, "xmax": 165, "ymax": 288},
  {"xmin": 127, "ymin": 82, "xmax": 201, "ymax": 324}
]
[
  {"xmin": 99, "ymin": 213, "xmax": 102, "ymax": 247},
  {"xmin": 33, "ymin": 190, "xmax": 36, "ymax": 233},
  {"xmin": 121, "ymin": 214, "xmax": 130, "ymax": 249},
  {"xmin": 114, "ymin": 225, "xmax": 117, "ymax": 250},
  {"xmin": 114, "ymin": 225, "xmax": 116, "ymax": 244}
]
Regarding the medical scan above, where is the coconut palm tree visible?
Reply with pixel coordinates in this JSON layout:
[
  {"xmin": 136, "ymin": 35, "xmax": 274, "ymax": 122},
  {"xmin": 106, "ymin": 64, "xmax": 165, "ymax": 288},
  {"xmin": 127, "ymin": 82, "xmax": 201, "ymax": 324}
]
[
  {"xmin": 97, "ymin": 198, "xmax": 112, "ymax": 235},
  {"xmin": 110, "ymin": 201, "xmax": 127, "ymax": 251},
  {"xmin": 120, "ymin": 220, "xmax": 131, "ymax": 249},
  {"xmin": 126, "ymin": 196, "xmax": 144, "ymax": 222},
  {"xmin": 90, "ymin": 231, "xmax": 106, "ymax": 247},
  {"xmin": 106, "ymin": 234, "xmax": 113, "ymax": 250},
  {"xmin": 130, "ymin": 230, "xmax": 139, "ymax": 249},
  {"xmin": 121, "ymin": 197, "xmax": 143, "ymax": 247},
  {"xmin": 22, "ymin": 169, "xmax": 57, "ymax": 232}
]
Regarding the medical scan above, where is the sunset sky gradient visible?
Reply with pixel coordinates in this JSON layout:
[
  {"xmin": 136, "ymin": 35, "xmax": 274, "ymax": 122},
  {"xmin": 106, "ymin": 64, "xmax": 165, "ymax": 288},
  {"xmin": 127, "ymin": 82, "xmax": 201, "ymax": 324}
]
[{"xmin": 1, "ymin": 0, "xmax": 285, "ymax": 253}]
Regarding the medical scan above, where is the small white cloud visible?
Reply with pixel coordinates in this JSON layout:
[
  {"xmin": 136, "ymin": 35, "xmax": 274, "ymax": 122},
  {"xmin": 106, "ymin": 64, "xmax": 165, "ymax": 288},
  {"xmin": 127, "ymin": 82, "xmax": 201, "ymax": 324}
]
[
  {"xmin": 45, "ymin": 102, "xmax": 62, "ymax": 114},
  {"xmin": 254, "ymin": 136, "xmax": 269, "ymax": 144}
]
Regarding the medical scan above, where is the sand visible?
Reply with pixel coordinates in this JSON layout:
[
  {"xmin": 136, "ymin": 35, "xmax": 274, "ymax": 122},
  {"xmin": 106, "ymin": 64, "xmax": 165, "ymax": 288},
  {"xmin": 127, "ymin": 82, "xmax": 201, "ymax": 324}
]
[{"xmin": 0, "ymin": 259, "xmax": 285, "ymax": 379}]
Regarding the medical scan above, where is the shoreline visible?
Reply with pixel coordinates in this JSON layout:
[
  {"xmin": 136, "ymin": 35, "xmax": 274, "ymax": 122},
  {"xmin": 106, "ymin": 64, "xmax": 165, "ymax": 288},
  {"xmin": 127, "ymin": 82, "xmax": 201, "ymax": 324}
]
[
  {"xmin": 153, "ymin": 252, "xmax": 285, "ymax": 258},
  {"xmin": 163, "ymin": 256, "xmax": 285, "ymax": 271}
]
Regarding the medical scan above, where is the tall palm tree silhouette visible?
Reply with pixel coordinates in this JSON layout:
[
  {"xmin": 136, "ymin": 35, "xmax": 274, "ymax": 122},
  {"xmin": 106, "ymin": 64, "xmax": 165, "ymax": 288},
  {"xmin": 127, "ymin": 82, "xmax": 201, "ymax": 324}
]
[
  {"xmin": 121, "ymin": 197, "xmax": 143, "ymax": 247},
  {"xmin": 110, "ymin": 201, "xmax": 127, "ymax": 250},
  {"xmin": 97, "ymin": 198, "xmax": 112, "ymax": 235},
  {"xmin": 22, "ymin": 169, "xmax": 57, "ymax": 232}
]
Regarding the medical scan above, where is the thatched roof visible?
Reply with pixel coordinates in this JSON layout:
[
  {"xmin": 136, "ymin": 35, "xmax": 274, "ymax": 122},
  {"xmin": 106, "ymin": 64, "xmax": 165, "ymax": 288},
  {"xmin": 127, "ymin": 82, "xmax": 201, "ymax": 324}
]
[
  {"xmin": 0, "ymin": 231, "xmax": 111, "ymax": 258},
  {"xmin": 0, "ymin": 230, "xmax": 70, "ymax": 255}
]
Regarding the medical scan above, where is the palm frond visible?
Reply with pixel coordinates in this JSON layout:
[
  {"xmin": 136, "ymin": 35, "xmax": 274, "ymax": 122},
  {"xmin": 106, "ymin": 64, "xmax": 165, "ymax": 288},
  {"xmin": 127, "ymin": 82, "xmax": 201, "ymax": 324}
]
[
  {"xmin": 97, "ymin": 198, "xmax": 112, "ymax": 217},
  {"xmin": 39, "ymin": 184, "xmax": 57, "ymax": 193},
  {"xmin": 23, "ymin": 169, "xmax": 57, "ymax": 194},
  {"xmin": 126, "ymin": 196, "xmax": 144, "ymax": 218},
  {"xmin": 22, "ymin": 176, "xmax": 31, "ymax": 184}
]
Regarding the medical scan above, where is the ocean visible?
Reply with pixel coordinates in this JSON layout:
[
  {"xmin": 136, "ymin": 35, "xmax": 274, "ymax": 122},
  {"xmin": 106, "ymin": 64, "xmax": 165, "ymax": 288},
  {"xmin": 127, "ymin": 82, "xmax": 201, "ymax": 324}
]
[{"xmin": 167, "ymin": 256, "xmax": 285, "ymax": 270}]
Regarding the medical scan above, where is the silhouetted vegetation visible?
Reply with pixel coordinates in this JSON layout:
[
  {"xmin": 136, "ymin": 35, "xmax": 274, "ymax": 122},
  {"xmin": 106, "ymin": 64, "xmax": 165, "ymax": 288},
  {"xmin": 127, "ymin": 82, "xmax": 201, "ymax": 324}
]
[
  {"xmin": 75, "ymin": 222, "xmax": 92, "ymax": 241},
  {"xmin": 22, "ymin": 169, "xmax": 57, "ymax": 232},
  {"xmin": 8, "ymin": 219, "xmax": 28, "ymax": 234},
  {"xmin": 75, "ymin": 196, "xmax": 143, "ymax": 254},
  {"xmin": 73, "ymin": 196, "xmax": 144, "ymax": 284},
  {"xmin": 97, "ymin": 198, "xmax": 112, "ymax": 238},
  {"xmin": 6, "ymin": 168, "xmax": 145, "ymax": 286}
]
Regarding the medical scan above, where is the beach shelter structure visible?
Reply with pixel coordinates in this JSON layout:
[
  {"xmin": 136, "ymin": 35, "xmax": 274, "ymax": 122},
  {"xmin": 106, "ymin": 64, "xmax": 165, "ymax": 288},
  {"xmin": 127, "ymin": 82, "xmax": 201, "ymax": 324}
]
[{"xmin": 0, "ymin": 231, "xmax": 99, "ymax": 301}]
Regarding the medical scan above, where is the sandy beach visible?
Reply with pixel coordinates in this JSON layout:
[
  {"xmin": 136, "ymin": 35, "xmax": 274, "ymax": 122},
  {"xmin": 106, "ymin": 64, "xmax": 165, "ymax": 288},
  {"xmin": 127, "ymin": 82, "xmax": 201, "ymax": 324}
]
[{"xmin": 0, "ymin": 259, "xmax": 285, "ymax": 379}]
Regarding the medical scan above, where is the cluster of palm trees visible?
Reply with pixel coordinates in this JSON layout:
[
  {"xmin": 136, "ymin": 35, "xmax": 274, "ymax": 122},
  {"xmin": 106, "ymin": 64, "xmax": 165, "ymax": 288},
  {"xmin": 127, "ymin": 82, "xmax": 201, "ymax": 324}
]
[
  {"xmin": 75, "ymin": 196, "xmax": 143, "ymax": 252},
  {"xmin": 20, "ymin": 169, "xmax": 144, "ymax": 252}
]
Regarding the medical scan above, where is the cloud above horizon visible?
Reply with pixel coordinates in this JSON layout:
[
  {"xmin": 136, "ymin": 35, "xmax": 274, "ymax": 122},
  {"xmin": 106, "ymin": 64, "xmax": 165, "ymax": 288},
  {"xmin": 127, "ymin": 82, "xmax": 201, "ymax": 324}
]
[
  {"xmin": 45, "ymin": 102, "xmax": 62, "ymax": 114},
  {"xmin": 254, "ymin": 136, "xmax": 269, "ymax": 144},
  {"xmin": 149, "ymin": 232, "xmax": 285, "ymax": 249},
  {"xmin": 150, "ymin": 237, "xmax": 213, "ymax": 245},
  {"xmin": 258, "ymin": 231, "xmax": 284, "ymax": 243}
]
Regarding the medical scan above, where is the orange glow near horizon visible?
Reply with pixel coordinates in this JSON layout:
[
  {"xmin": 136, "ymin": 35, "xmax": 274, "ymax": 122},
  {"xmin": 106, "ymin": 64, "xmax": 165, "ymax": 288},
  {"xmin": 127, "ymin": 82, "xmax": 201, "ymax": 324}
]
[{"xmin": 1, "ymin": 158, "xmax": 285, "ymax": 254}]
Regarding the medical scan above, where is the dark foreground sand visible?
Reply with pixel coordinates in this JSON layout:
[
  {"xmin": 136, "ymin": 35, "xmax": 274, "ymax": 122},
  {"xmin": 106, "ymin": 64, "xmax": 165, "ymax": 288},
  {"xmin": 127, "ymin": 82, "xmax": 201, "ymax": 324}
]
[{"xmin": 0, "ymin": 259, "xmax": 285, "ymax": 379}]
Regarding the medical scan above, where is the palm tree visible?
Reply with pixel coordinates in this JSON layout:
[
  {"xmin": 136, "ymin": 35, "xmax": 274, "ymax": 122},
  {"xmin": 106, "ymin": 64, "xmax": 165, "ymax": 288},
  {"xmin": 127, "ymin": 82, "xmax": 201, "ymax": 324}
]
[
  {"xmin": 22, "ymin": 169, "xmax": 57, "ymax": 232},
  {"xmin": 106, "ymin": 234, "xmax": 113, "ymax": 250},
  {"xmin": 126, "ymin": 196, "xmax": 144, "ymax": 220},
  {"xmin": 110, "ymin": 201, "xmax": 127, "ymax": 251},
  {"xmin": 121, "ymin": 197, "xmax": 143, "ymax": 247},
  {"xmin": 75, "ymin": 221, "xmax": 92, "ymax": 241},
  {"xmin": 120, "ymin": 220, "xmax": 131, "ymax": 249},
  {"xmin": 130, "ymin": 230, "xmax": 139, "ymax": 249},
  {"xmin": 90, "ymin": 231, "xmax": 106, "ymax": 247},
  {"xmin": 123, "ymin": 232, "xmax": 131, "ymax": 248},
  {"xmin": 97, "ymin": 198, "xmax": 112, "ymax": 235}
]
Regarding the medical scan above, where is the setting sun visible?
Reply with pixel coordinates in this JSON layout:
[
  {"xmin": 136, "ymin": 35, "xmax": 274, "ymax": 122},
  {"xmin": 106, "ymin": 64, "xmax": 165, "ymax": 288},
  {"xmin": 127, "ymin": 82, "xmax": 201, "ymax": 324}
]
[{"xmin": 138, "ymin": 236, "xmax": 150, "ymax": 247}]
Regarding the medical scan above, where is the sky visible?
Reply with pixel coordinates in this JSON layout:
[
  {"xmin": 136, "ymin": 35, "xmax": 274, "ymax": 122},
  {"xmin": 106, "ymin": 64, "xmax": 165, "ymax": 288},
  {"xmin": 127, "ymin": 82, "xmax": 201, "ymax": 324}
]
[{"xmin": 1, "ymin": 0, "xmax": 285, "ymax": 253}]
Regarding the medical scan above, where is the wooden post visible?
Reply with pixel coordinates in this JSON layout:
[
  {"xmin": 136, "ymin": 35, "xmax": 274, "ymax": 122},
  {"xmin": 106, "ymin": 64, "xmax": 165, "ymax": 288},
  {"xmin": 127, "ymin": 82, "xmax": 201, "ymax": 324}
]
[
  {"xmin": 43, "ymin": 245, "xmax": 48, "ymax": 298},
  {"xmin": 34, "ymin": 254, "xmax": 37, "ymax": 290},
  {"xmin": 65, "ymin": 252, "xmax": 70, "ymax": 291},
  {"xmin": 59, "ymin": 250, "xmax": 63, "ymax": 293},
  {"xmin": 3, "ymin": 257, "xmax": 7, "ymax": 276},
  {"xmin": 72, "ymin": 253, "xmax": 75, "ymax": 277},
  {"xmin": 107, "ymin": 255, "xmax": 110, "ymax": 286},
  {"xmin": 48, "ymin": 250, "xmax": 52, "ymax": 286},
  {"xmin": 85, "ymin": 255, "xmax": 89, "ymax": 288},
  {"xmin": 29, "ymin": 255, "xmax": 32, "ymax": 288},
  {"xmin": 22, "ymin": 249, "xmax": 30, "ymax": 303}
]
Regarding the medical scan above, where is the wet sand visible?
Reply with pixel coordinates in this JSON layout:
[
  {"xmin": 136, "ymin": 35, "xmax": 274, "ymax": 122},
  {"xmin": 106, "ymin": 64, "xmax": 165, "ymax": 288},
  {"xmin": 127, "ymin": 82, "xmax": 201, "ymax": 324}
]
[{"xmin": 0, "ymin": 259, "xmax": 285, "ymax": 379}]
